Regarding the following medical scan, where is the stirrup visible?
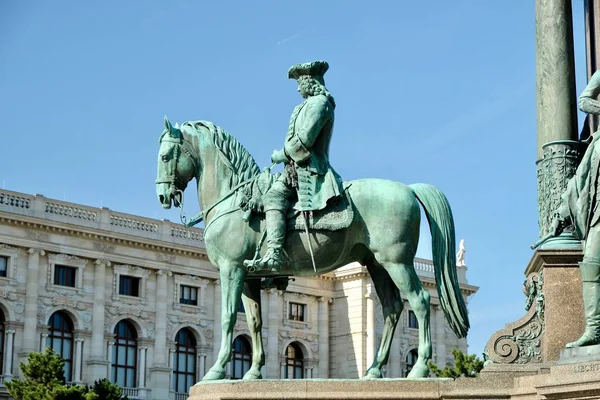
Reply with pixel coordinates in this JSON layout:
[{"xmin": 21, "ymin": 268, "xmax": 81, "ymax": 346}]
[{"xmin": 244, "ymin": 249, "xmax": 284, "ymax": 273}]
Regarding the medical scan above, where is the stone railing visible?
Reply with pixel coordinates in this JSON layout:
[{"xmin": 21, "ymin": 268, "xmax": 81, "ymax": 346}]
[
  {"xmin": 0, "ymin": 189, "xmax": 205, "ymax": 248},
  {"xmin": 414, "ymin": 258, "xmax": 434, "ymax": 276},
  {"xmin": 122, "ymin": 387, "xmax": 140, "ymax": 398},
  {"xmin": 172, "ymin": 391, "xmax": 188, "ymax": 400}
]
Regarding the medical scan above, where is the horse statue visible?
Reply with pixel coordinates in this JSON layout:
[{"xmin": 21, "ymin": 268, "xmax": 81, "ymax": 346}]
[{"xmin": 155, "ymin": 117, "xmax": 469, "ymax": 381}]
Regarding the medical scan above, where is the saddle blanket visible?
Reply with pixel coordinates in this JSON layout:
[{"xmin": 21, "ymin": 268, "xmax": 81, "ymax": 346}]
[{"xmin": 286, "ymin": 184, "xmax": 353, "ymax": 231}]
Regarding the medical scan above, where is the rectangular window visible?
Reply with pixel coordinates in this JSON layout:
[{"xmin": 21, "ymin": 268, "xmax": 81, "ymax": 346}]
[
  {"xmin": 119, "ymin": 275, "xmax": 140, "ymax": 297},
  {"xmin": 54, "ymin": 265, "xmax": 76, "ymax": 287},
  {"xmin": 408, "ymin": 310, "xmax": 419, "ymax": 329},
  {"xmin": 0, "ymin": 256, "xmax": 7, "ymax": 278},
  {"xmin": 288, "ymin": 302, "xmax": 305, "ymax": 322},
  {"xmin": 179, "ymin": 285, "xmax": 198, "ymax": 306}
]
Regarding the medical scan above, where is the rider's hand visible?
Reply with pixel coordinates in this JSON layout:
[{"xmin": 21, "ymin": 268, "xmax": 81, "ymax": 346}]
[
  {"xmin": 271, "ymin": 149, "xmax": 288, "ymax": 165},
  {"xmin": 551, "ymin": 217, "xmax": 566, "ymax": 237}
]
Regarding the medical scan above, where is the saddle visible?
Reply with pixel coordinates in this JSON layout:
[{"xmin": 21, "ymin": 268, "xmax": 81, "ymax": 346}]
[{"xmin": 239, "ymin": 169, "xmax": 354, "ymax": 231}]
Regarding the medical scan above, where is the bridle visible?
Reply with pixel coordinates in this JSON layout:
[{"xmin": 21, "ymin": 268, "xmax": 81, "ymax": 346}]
[{"xmin": 155, "ymin": 132, "xmax": 199, "ymax": 225}]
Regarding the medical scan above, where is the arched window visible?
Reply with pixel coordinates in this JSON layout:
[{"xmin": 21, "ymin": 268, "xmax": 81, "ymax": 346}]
[
  {"xmin": 0, "ymin": 309, "xmax": 5, "ymax": 374},
  {"xmin": 284, "ymin": 342, "xmax": 304, "ymax": 379},
  {"xmin": 112, "ymin": 320, "xmax": 137, "ymax": 388},
  {"xmin": 231, "ymin": 336, "xmax": 251, "ymax": 379},
  {"xmin": 405, "ymin": 349, "xmax": 418, "ymax": 377},
  {"xmin": 173, "ymin": 328, "xmax": 197, "ymax": 393},
  {"xmin": 48, "ymin": 311, "xmax": 74, "ymax": 382}
]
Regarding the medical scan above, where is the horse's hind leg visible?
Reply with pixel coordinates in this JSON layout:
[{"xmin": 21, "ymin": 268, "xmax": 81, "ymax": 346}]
[
  {"xmin": 241, "ymin": 279, "xmax": 265, "ymax": 380},
  {"xmin": 363, "ymin": 259, "xmax": 403, "ymax": 379},
  {"xmin": 381, "ymin": 260, "xmax": 431, "ymax": 378}
]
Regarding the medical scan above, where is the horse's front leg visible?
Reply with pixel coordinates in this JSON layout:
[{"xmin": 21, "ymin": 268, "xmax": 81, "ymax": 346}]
[
  {"xmin": 202, "ymin": 263, "xmax": 246, "ymax": 381},
  {"xmin": 242, "ymin": 279, "xmax": 265, "ymax": 380}
]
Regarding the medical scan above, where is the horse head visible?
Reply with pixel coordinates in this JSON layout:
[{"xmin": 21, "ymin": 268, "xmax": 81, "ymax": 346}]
[{"xmin": 156, "ymin": 116, "xmax": 199, "ymax": 209}]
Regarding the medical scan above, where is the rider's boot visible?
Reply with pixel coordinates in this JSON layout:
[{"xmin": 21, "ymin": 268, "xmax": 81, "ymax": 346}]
[
  {"xmin": 566, "ymin": 261, "xmax": 600, "ymax": 348},
  {"xmin": 244, "ymin": 209, "xmax": 286, "ymax": 273}
]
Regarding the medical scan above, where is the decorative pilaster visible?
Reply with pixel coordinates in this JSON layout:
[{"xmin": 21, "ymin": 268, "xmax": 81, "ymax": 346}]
[
  {"xmin": 107, "ymin": 341, "xmax": 115, "ymax": 380},
  {"xmin": 73, "ymin": 338, "xmax": 84, "ymax": 383},
  {"xmin": 3, "ymin": 329, "xmax": 15, "ymax": 377},
  {"xmin": 198, "ymin": 352, "xmax": 207, "ymax": 379},
  {"xmin": 87, "ymin": 259, "xmax": 111, "ymax": 381},
  {"xmin": 153, "ymin": 269, "xmax": 171, "ymax": 366},
  {"xmin": 212, "ymin": 279, "xmax": 221, "ymax": 368},
  {"xmin": 40, "ymin": 333, "xmax": 49, "ymax": 352},
  {"xmin": 138, "ymin": 346, "xmax": 147, "ymax": 388},
  {"xmin": 267, "ymin": 289, "xmax": 280, "ymax": 378},
  {"xmin": 22, "ymin": 248, "xmax": 44, "ymax": 361},
  {"xmin": 435, "ymin": 305, "xmax": 446, "ymax": 365},
  {"xmin": 317, "ymin": 297, "xmax": 331, "ymax": 378},
  {"xmin": 365, "ymin": 286, "xmax": 375, "ymax": 376}
]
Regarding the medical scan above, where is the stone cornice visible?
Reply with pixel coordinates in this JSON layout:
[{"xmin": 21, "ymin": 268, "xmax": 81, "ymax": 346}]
[{"xmin": 0, "ymin": 212, "xmax": 207, "ymax": 259}]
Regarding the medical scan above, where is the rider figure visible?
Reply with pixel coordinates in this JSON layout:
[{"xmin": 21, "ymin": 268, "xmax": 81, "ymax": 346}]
[{"xmin": 243, "ymin": 61, "xmax": 344, "ymax": 272}]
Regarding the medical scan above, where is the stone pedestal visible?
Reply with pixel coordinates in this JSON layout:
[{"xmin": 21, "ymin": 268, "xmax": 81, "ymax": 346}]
[{"xmin": 484, "ymin": 249, "xmax": 584, "ymax": 365}]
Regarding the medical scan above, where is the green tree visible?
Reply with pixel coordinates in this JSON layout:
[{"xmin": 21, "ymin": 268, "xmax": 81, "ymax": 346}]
[
  {"xmin": 5, "ymin": 349, "xmax": 128, "ymax": 400},
  {"xmin": 85, "ymin": 378, "xmax": 128, "ymax": 400},
  {"xmin": 5, "ymin": 348, "xmax": 88, "ymax": 400},
  {"xmin": 428, "ymin": 348, "xmax": 484, "ymax": 378}
]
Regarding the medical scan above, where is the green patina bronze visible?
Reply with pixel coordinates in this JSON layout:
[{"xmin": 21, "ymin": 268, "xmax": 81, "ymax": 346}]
[
  {"xmin": 552, "ymin": 69, "xmax": 600, "ymax": 348},
  {"xmin": 155, "ymin": 61, "xmax": 469, "ymax": 381}
]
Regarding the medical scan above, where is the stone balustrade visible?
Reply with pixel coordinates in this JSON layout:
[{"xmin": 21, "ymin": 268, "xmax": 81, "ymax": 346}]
[{"xmin": 0, "ymin": 189, "xmax": 204, "ymax": 247}]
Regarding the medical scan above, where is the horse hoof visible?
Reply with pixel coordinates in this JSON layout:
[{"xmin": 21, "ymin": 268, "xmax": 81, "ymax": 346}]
[
  {"xmin": 243, "ymin": 368, "xmax": 263, "ymax": 380},
  {"xmin": 201, "ymin": 367, "xmax": 226, "ymax": 381},
  {"xmin": 407, "ymin": 364, "xmax": 429, "ymax": 378},
  {"xmin": 362, "ymin": 368, "xmax": 382, "ymax": 380}
]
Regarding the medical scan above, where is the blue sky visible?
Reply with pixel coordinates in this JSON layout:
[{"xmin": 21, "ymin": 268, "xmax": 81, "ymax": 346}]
[{"xmin": 0, "ymin": 1, "xmax": 592, "ymax": 361}]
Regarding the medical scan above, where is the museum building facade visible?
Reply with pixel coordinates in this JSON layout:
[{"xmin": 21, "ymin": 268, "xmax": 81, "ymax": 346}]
[{"xmin": 0, "ymin": 189, "xmax": 478, "ymax": 399}]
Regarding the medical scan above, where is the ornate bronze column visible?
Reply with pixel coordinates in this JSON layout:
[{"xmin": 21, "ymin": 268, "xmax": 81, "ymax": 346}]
[{"xmin": 535, "ymin": 0, "xmax": 581, "ymax": 249}]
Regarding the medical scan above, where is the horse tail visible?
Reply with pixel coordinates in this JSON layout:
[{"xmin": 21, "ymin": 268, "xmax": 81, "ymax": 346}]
[{"xmin": 409, "ymin": 183, "xmax": 470, "ymax": 338}]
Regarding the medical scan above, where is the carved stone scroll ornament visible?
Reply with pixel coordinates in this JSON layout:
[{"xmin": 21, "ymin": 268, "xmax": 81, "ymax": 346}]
[{"xmin": 484, "ymin": 272, "xmax": 545, "ymax": 364}]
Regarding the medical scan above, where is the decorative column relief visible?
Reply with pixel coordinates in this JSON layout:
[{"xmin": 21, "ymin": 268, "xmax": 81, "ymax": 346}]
[
  {"xmin": 3, "ymin": 329, "xmax": 15, "ymax": 377},
  {"xmin": 198, "ymin": 352, "xmax": 207, "ymax": 380},
  {"xmin": 536, "ymin": 141, "xmax": 581, "ymax": 247}
]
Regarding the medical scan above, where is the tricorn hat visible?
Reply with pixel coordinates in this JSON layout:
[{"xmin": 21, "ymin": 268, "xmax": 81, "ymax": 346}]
[{"xmin": 288, "ymin": 60, "xmax": 329, "ymax": 80}]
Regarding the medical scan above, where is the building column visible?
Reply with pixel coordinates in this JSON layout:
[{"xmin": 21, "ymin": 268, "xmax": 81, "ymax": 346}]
[
  {"xmin": 107, "ymin": 341, "xmax": 115, "ymax": 381},
  {"xmin": 435, "ymin": 305, "xmax": 447, "ymax": 366},
  {"xmin": 280, "ymin": 361, "xmax": 285, "ymax": 379},
  {"xmin": 390, "ymin": 325, "xmax": 401, "ymax": 378},
  {"xmin": 3, "ymin": 329, "xmax": 15, "ymax": 377},
  {"xmin": 138, "ymin": 346, "xmax": 147, "ymax": 388},
  {"xmin": 87, "ymin": 260, "xmax": 111, "ymax": 381},
  {"xmin": 212, "ymin": 280, "xmax": 221, "ymax": 368},
  {"xmin": 73, "ymin": 338, "xmax": 84, "ymax": 383},
  {"xmin": 40, "ymin": 333, "xmax": 49, "ymax": 352},
  {"xmin": 535, "ymin": 0, "xmax": 581, "ymax": 248},
  {"xmin": 198, "ymin": 352, "xmax": 206, "ymax": 380},
  {"xmin": 149, "ymin": 270, "xmax": 172, "ymax": 400},
  {"xmin": 22, "ymin": 248, "xmax": 44, "ymax": 359},
  {"xmin": 365, "ymin": 285, "xmax": 375, "ymax": 376},
  {"xmin": 317, "ymin": 297, "xmax": 330, "ymax": 378},
  {"xmin": 267, "ymin": 289, "xmax": 281, "ymax": 378}
]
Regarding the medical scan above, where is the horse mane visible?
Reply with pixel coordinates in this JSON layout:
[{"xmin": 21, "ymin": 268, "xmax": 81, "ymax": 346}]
[{"xmin": 185, "ymin": 120, "xmax": 261, "ymax": 186}]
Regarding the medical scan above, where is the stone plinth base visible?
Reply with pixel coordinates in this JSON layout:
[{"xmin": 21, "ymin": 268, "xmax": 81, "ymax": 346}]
[
  {"xmin": 188, "ymin": 365, "xmax": 600, "ymax": 400},
  {"xmin": 558, "ymin": 343, "xmax": 600, "ymax": 364}
]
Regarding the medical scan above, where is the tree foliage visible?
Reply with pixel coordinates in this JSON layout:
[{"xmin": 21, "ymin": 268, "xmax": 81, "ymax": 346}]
[
  {"xmin": 6, "ymin": 348, "xmax": 127, "ymax": 400},
  {"xmin": 428, "ymin": 348, "xmax": 484, "ymax": 378}
]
